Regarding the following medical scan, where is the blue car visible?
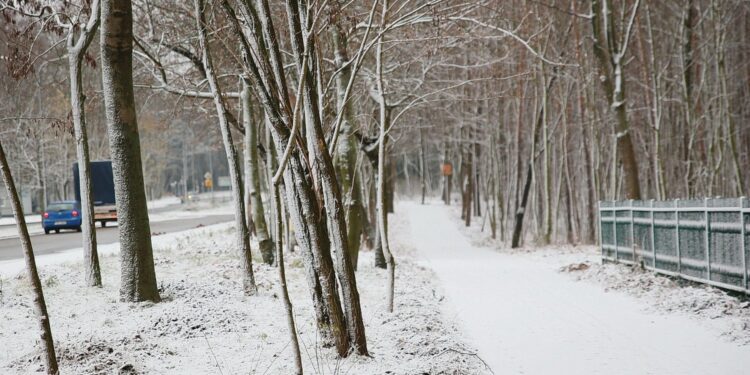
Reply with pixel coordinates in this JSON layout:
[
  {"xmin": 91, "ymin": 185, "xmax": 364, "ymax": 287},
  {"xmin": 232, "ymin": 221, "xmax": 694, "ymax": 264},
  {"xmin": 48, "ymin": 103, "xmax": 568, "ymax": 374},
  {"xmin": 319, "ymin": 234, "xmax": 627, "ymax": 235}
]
[{"xmin": 42, "ymin": 201, "xmax": 82, "ymax": 234}]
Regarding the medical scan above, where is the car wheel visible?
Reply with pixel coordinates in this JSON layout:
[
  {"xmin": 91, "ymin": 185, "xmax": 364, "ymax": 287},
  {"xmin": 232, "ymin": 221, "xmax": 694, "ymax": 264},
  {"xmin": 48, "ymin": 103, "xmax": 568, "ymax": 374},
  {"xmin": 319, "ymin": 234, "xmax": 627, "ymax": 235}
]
[
  {"xmin": 44, "ymin": 229, "xmax": 50, "ymax": 235},
  {"xmin": 54, "ymin": 229, "xmax": 60, "ymax": 234},
  {"xmin": 76, "ymin": 226, "xmax": 82, "ymax": 232},
  {"xmin": 101, "ymin": 221, "xmax": 107, "ymax": 228}
]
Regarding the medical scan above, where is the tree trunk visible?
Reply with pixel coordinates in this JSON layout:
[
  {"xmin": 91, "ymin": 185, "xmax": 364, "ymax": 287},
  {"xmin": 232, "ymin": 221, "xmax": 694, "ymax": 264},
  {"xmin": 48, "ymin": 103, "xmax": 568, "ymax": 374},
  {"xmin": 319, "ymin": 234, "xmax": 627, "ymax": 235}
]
[
  {"xmin": 0, "ymin": 141, "xmax": 58, "ymax": 374},
  {"xmin": 330, "ymin": 16, "xmax": 364, "ymax": 271},
  {"xmin": 275, "ymin": 136, "xmax": 349, "ymax": 356},
  {"xmin": 367, "ymin": 133, "xmax": 387, "ymax": 270},
  {"xmin": 462, "ymin": 139, "xmax": 473, "ymax": 227},
  {"xmin": 419, "ymin": 128, "xmax": 427, "ymax": 204},
  {"xmin": 511, "ymin": 75, "xmax": 551, "ymax": 248},
  {"xmin": 242, "ymin": 79, "xmax": 274, "ymax": 265},
  {"xmin": 68, "ymin": 18, "xmax": 101, "ymax": 287},
  {"xmin": 100, "ymin": 0, "xmax": 160, "ymax": 302},
  {"xmin": 220, "ymin": 0, "xmax": 352, "ymax": 355},
  {"xmin": 681, "ymin": 0, "xmax": 697, "ymax": 197},
  {"xmin": 376, "ymin": 2, "xmax": 396, "ymax": 313},
  {"xmin": 386, "ymin": 153, "xmax": 396, "ymax": 214},
  {"xmin": 195, "ymin": 0, "xmax": 257, "ymax": 294},
  {"xmin": 591, "ymin": 0, "xmax": 642, "ymax": 200},
  {"xmin": 473, "ymin": 130, "xmax": 481, "ymax": 217},
  {"xmin": 541, "ymin": 69, "xmax": 552, "ymax": 245},
  {"xmin": 286, "ymin": 0, "xmax": 368, "ymax": 353},
  {"xmin": 271, "ymin": 183, "xmax": 303, "ymax": 374}
]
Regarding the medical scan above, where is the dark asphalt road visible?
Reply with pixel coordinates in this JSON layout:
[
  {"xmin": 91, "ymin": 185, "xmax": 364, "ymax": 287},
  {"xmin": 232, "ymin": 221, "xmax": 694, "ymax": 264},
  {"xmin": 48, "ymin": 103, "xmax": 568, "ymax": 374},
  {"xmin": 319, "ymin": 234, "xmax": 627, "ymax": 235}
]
[{"xmin": 0, "ymin": 214, "xmax": 234, "ymax": 261}]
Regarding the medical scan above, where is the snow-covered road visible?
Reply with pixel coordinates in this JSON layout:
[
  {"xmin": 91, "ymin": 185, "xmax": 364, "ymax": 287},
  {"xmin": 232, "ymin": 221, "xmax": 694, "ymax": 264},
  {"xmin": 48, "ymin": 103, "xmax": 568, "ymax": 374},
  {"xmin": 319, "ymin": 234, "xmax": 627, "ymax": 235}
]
[{"xmin": 405, "ymin": 202, "xmax": 750, "ymax": 375}]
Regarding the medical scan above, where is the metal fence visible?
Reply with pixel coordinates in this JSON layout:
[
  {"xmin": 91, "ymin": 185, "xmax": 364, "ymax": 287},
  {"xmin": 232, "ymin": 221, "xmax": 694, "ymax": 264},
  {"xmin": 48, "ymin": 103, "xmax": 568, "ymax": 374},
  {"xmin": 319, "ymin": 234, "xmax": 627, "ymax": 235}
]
[{"xmin": 598, "ymin": 198, "xmax": 749, "ymax": 294}]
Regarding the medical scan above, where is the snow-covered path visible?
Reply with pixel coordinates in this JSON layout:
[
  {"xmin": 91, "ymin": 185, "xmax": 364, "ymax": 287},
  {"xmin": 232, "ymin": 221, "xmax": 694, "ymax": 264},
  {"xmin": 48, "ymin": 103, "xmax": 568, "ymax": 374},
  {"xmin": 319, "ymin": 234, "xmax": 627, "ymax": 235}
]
[{"xmin": 404, "ymin": 202, "xmax": 750, "ymax": 375}]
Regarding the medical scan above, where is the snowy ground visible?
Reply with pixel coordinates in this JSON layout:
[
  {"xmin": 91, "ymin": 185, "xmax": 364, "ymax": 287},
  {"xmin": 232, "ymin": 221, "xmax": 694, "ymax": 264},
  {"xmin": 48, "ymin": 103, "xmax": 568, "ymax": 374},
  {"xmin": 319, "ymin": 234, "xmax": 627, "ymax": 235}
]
[
  {"xmin": 405, "ymin": 201, "xmax": 750, "ymax": 374},
  {"xmin": 0, "ymin": 214, "xmax": 41, "ymax": 227},
  {"xmin": 448, "ymin": 203, "xmax": 750, "ymax": 345},
  {"xmin": 0, "ymin": 204, "xmax": 487, "ymax": 374}
]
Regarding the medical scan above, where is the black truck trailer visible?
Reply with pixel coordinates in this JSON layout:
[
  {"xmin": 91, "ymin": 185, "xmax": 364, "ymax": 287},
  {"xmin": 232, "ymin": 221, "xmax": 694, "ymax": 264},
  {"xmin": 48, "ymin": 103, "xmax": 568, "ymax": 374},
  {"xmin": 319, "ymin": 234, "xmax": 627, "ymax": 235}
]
[{"xmin": 73, "ymin": 160, "xmax": 117, "ymax": 227}]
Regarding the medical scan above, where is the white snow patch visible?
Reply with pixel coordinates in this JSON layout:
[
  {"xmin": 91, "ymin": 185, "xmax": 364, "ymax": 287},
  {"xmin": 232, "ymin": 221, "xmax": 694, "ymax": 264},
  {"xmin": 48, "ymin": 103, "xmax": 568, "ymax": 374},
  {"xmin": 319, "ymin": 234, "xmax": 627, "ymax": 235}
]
[
  {"xmin": 146, "ymin": 196, "xmax": 182, "ymax": 209},
  {"xmin": 0, "ymin": 214, "xmax": 41, "ymax": 226}
]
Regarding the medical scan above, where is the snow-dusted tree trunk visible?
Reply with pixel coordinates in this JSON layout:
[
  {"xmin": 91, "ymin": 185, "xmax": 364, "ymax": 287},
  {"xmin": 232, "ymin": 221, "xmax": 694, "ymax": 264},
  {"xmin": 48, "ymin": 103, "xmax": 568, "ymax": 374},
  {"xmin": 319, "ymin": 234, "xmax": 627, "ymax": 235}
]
[
  {"xmin": 680, "ymin": 0, "xmax": 698, "ymax": 197},
  {"xmin": 220, "ymin": 0, "xmax": 346, "ymax": 354},
  {"xmin": 375, "ymin": 1, "xmax": 396, "ymax": 313},
  {"xmin": 330, "ymin": 11, "xmax": 363, "ymax": 271},
  {"xmin": 419, "ymin": 128, "xmax": 427, "ymax": 204},
  {"xmin": 357, "ymin": 114, "xmax": 389, "ymax": 270},
  {"xmin": 461, "ymin": 133, "xmax": 473, "ymax": 227},
  {"xmin": 100, "ymin": 0, "xmax": 160, "ymax": 302},
  {"xmin": 271, "ymin": 182, "xmax": 303, "ymax": 374},
  {"xmin": 591, "ymin": 0, "xmax": 642, "ymax": 200},
  {"xmin": 195, "ymin": 0, "xmax": 256, "ymax": 295},
  {"xmin": 540, "ymin": 67, "xmax": 552, "ymax": 244},
  {"xmin": 242, "ymin": 79, "xmax": 274, "ymax": 265},
  {"xmin": 67, "ymin": 1, "xmax": 101, "ymax": 287},
  {"xmin": 511, "ymin": 94, "xmax": 544, "ymax": 249},
  {"xmin": 285, "ymin": 0, "xmax": 368, "ymax": 354},
  {"xmin": 0, "ymin": 141, "xmax": 58, "ymax": 374}
]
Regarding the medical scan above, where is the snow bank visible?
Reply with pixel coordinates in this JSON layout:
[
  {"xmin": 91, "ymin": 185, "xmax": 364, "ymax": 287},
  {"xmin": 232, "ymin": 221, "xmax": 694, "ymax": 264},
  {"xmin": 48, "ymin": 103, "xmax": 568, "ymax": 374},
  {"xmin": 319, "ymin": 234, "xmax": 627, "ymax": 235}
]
[
  {"xmin": 567, "ymin": 259, "xmax": 750, "ymax": 344},
  {"xmin": 0, "ymin": 210, "xmax": 487, "ymax": 373}
]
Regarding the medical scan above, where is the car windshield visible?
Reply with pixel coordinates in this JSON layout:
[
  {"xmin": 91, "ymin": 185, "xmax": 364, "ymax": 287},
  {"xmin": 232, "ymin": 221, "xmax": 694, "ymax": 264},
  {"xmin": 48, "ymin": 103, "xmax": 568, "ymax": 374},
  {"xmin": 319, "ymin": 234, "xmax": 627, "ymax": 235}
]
[{"xmin": 47, "ymin": 203, "xmax": 74, "ymax": 211}]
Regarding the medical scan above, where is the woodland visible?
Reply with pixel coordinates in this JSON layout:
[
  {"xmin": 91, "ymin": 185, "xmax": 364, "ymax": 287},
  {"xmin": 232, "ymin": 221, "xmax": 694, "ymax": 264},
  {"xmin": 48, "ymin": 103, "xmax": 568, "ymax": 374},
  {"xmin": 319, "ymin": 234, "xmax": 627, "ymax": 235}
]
[{"xmin": 1, "ymin": 0, "xmax": 749, "ymax": 374}]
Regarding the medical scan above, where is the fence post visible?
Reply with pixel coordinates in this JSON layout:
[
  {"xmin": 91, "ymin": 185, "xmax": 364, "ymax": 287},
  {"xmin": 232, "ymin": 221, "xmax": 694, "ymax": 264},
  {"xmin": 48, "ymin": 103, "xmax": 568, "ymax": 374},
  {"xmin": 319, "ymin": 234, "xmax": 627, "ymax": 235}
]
[
  {"xmin": 705, "ymin": 198, "xmax": 711, "ymax": 281},
  {"xmin": 650, "ymin": 199, "xmax": 656, "ymax": 269},
  {"xmin": 613, "ymin": 202, "xmax": 619, "ymax": 262},
  {"xmin": 675, "ymin": 199, "xmax": 681, "ymax": 274},
  {"xmin": 740, "ymin": 197, "xmax": 747, "ymax": 293}
]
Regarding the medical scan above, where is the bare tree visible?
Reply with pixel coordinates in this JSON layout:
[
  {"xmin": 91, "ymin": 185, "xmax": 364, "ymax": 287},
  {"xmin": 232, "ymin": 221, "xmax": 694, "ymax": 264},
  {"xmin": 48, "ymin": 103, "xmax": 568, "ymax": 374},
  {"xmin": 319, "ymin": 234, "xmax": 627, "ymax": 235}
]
[
  {"xmin": 375, "ymin": 0, "xmax": 396, "ymax": 312},
  {"xmin": 194, "ymin": 0, "xmax": 257, "ymax": 295},
  {"xmin": 0, "ymin": 140, "xmax": 58, "ymax": 374},
  {"xmin": 0, "ymin": 0, "xmax": 103, "ymax": 286},
  {"xmin": 591, "ymin": 0, "xmax": 642, "ymax": 200},
  {"xmin": 67, "ymin": 0, "xmax": 103, "ymax": 287}
]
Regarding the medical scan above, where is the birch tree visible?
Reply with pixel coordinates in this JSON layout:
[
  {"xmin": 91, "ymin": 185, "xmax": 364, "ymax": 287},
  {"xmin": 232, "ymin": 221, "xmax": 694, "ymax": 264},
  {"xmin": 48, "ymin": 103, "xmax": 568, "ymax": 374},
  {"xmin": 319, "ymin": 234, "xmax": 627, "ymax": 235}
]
[{"xmin": 591, "ymin": 0, "xmax": 642, "ymax": 200}]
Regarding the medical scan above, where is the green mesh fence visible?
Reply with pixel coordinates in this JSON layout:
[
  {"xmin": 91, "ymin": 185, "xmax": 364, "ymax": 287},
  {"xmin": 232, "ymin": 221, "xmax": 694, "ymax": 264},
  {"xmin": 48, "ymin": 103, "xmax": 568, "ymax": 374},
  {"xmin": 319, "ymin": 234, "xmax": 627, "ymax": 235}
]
[{"xmin": 599, "ymin": 198, "xmax": 749, "ymax": 294}]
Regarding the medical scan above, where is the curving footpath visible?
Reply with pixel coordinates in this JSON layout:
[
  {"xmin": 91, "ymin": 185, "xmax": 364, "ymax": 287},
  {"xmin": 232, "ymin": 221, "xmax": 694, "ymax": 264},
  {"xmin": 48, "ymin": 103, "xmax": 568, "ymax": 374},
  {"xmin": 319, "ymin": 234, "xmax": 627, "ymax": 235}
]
[{"xmin": 405, "ymin": 202, "xmax": 750, "ymax": 375}]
